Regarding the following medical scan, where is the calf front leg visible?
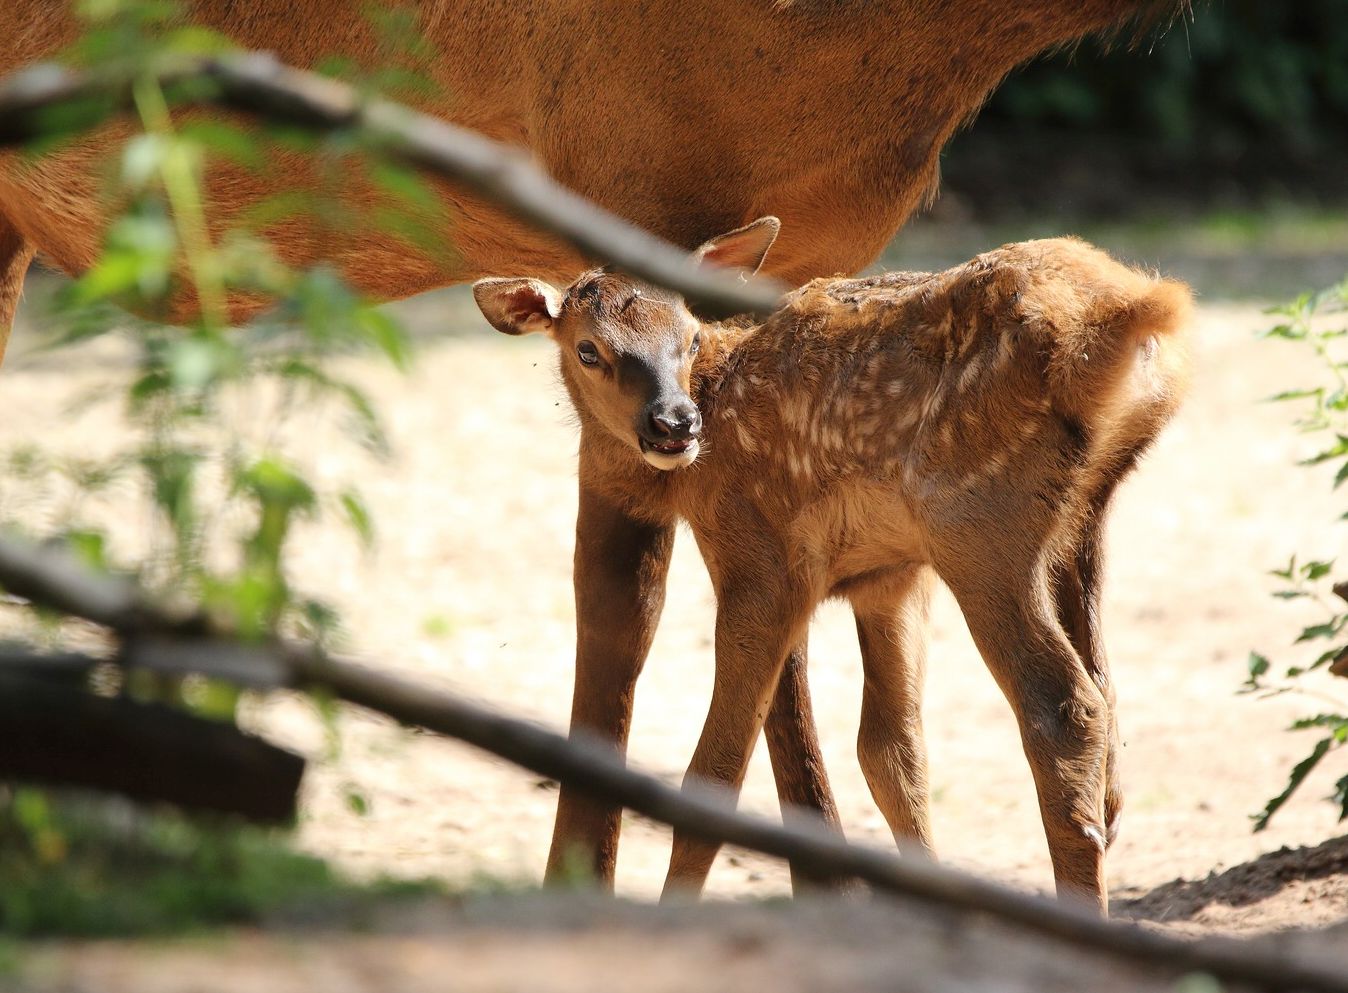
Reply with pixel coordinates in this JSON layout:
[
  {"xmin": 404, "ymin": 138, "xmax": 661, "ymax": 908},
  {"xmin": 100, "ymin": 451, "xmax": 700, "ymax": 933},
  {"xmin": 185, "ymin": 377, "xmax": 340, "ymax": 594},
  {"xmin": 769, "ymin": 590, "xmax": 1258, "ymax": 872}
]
[
  {"xmin": 851, "ymin": 567, "xmax": 937, "ymax": 857},
  {"xmin": 663, "ymin": 574, "xmax": 811, "ymax": 898},
  {"xmin": 545, "ymin": 484, "xmax": 674, "ymax": 886}
]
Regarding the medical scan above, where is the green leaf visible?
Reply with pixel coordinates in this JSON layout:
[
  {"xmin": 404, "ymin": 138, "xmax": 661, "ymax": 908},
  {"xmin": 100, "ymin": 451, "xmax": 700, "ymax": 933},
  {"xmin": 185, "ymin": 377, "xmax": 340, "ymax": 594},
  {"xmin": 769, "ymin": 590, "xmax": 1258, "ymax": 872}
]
[
  {"xmin": 356, "ymin": 307, "xmax": 412, "ymax": 372},
  {"xmin": 1303, "ymin": 560, "xmax": 1336, "ymax": 581},
  {"xmin": 179, "ymin": 120, "xmax": 264, "ymax": 170},
  {"xmin": 366, "ymin": 161, "xmax": 441, "ymax": 214},
  {"xmin": 344, "ymin": 789, "xmax": 369, "ymax": 817},
  {"xmin": 1288, "ymin": 714, "xmax": 1348, "ymax": 732},
  {"xmin": 1296, "ymin": 618, "xmax": 1346, "ymax": 643},
  {"xmin": 1312, "ymin": 647, "xmax": 1343, "ymax": 670},
  {"xmin": 339, "ymin": 489, "xmax": 375, "ymax": 549},
  {"xmin": 167, "ymin": 336, "xmax": 231, "ymax": 392},
  {"xmin": 1247, "ymin": 651, "xmax": 1271, "ymax": 682},
  {"xmin": 1252, "ymin": 736, "xmax": 1335, "ymax": 831},
  {"xmin": 1266, "ymin": 387, "xmax": 1321, "ymax": 403},
  {"xmin": 1334, "ymin": 773, "xmax": 1348, "ymax": 822},
  {"xmin": 1300, "ymin": 435, "xmax": 1348, "ymax": 466},
  {"xmin": 1270, "ymin": 556, "xmax": 1298, "ymax": 581},
  {"xmin": 63, "ymin": 529, "xmax": 108, "ymax": 571}
]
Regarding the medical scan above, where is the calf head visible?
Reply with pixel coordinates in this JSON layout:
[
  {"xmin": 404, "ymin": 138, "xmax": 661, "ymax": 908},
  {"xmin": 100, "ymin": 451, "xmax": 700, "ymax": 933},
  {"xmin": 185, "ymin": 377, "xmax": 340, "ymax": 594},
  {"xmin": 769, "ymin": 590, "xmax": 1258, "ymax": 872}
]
[{"xmin": 473, "ymin": 218, "xmax": 779, "ymax": 471}]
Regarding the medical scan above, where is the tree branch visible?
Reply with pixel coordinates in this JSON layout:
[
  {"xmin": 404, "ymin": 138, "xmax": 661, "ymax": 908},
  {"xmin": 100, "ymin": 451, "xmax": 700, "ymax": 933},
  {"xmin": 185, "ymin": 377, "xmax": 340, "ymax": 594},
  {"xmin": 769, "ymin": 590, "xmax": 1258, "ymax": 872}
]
[
  {"xmin": 1, "ymin": 531, "xmax": 1344, "ymax": 991},
  {"xmin": 0, "ymin": 54, "xmax": 785, "ymax": 319}
]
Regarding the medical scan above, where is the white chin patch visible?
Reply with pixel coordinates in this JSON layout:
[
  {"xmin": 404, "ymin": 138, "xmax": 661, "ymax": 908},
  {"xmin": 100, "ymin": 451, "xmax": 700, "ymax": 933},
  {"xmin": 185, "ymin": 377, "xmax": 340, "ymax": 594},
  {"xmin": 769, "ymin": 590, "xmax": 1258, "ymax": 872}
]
[{"xmin": 641, "ymin": 439, "xmax": 700, "ymax": 471}]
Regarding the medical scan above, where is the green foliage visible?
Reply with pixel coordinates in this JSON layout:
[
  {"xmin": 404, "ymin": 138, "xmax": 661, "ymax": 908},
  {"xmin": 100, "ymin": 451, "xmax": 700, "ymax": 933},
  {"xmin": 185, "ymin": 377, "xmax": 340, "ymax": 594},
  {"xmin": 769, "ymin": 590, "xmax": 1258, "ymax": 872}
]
[
  {"xmin": 1246, "ymin": 275, "xmax": 1348, "ymax": 831},
  {"xmin": 1, "ymin": 0, "xmax": 435, "ymax": 649},
  {"xmin": 0, "ymin": 788, "xmax": 439, "ymax": 937},
  {"xmin": 0, "ymin": 0, "xmax": 451, "ymax": 931},
  {"xmin": 984, "ymin": 1, "xmax": 1348, "ymax": 158}
]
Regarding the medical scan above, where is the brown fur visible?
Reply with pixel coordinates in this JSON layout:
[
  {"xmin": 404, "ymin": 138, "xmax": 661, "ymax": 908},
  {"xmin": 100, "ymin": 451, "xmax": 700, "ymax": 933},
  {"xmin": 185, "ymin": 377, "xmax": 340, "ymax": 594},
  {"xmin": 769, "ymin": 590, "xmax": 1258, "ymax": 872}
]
[
  {"xmin": 476, "ymin": 232, "xmax": 1193, "ymax": 911},
  {"xmin": 0, "ymin": 0, "xmax": 1177, "ymax": 892},
  {"xmin": 0, "ymin": 0, "xmax": 1172, "ymax": 347}
]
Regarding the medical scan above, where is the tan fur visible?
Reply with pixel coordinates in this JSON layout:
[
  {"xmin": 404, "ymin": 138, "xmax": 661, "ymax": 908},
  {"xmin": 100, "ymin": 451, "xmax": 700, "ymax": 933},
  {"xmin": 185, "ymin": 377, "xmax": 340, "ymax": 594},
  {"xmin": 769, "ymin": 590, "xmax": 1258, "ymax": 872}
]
[{"xmin": 479, "ymin": 233, "xmax": 1193, "ymax": 911}]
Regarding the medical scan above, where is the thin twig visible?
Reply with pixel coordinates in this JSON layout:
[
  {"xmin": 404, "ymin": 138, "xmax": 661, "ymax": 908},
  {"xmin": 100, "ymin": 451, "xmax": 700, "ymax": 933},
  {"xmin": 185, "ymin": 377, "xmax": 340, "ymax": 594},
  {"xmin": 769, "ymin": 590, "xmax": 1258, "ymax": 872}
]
[{"xmin": 0, "ymin": 54, "xmax": 784, "ymax": 319}]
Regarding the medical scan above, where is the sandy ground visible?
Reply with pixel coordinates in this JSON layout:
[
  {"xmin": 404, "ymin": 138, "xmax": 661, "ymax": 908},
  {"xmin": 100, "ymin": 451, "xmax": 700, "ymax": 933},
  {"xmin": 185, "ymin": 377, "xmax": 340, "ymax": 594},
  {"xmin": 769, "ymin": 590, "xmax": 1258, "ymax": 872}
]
[{"xmin": 5, "ymin": 280, "xmax": 1348, "ymax": 982}]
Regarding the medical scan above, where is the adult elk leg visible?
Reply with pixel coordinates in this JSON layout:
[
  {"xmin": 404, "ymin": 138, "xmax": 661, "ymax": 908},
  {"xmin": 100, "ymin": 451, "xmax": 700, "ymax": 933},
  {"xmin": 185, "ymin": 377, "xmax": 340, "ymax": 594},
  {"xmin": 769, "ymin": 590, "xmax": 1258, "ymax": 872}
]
[
  {"xmin": 763, "ymin": 639, "xmax": 847, "ymax": 891},
  {"xmin": 851, "ymin": 567, "xmax": 937, "ymax": 857},
  {"xmin": 0, "ymin": 216, "xmax": 35, "ymax": 367},
  {"xmin": 944, "ymin": 563, "xmax": 1110, "ymax": 913},
  {"xmin": 545, "ymin": 482, "xmax": 675, "ymax": 886}
]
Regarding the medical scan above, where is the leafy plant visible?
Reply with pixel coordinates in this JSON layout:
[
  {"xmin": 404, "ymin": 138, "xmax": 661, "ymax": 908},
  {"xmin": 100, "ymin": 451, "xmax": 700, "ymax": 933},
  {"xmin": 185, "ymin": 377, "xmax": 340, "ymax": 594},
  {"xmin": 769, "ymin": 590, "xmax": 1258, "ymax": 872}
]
[
  {"xmin": 0, "ymin": 787, "xmax": 439, "ymax": 936},
  {"xmin": 1, "ymin": 0, "xmax": 439, "ymax": 651},
  {"xmin": 1245, "ymin": 276, "xmax": 1348, "ymax": 831},
  {"xmin": 0, "ymin": 0, "xmax": 449, "ymax": 919}
]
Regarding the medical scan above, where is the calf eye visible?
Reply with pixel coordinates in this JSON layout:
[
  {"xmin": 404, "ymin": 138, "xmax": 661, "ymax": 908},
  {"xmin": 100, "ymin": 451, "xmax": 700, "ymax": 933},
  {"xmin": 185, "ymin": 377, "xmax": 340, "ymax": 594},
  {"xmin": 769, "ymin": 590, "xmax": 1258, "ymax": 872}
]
[
  {"xmin": 577, "ymin": 341, "xmax": 601, "ymax": 366},
  {"xmin": 690, "ymin": 332, "xmax": 701, "ymax": 355}
]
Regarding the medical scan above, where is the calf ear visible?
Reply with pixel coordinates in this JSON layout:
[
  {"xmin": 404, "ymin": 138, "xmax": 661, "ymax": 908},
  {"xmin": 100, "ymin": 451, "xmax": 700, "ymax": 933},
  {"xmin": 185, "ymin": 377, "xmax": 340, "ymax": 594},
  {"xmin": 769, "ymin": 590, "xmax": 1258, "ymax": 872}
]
[
  {"xmin": 690, "ymin": 217, "xmax": 780, "ymax": 276},
  {"xmin": 473, "ymin": 278, "xmax": 563, "ymax": 336}
]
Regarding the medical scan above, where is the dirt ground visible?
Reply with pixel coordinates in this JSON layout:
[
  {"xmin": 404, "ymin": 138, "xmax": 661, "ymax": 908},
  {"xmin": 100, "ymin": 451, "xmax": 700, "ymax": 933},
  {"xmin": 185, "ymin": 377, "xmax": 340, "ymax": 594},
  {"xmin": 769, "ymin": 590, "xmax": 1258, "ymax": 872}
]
[{"xmin": 5, "ymin": 275, "xmax": 1348, "ymax": 985}]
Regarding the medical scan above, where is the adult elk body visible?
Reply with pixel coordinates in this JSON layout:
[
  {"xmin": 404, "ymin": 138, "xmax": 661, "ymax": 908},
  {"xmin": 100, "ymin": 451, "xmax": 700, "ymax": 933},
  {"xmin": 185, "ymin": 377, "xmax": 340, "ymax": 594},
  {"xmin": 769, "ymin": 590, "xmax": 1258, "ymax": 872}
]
[
  {"xmin": 0, "ymin": 0, "xmax": 1175, "ymax": 889},
  {"xmin": 474, "ymin": 223, "xmax": 1193, "ymax": 910}
]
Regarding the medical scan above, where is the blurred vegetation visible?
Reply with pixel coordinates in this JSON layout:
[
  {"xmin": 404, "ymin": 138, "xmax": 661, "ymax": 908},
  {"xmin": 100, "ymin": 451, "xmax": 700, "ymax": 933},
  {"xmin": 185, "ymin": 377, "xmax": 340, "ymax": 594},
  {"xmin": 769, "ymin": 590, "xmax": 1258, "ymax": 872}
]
[
  {"xmin": 1244, "ymin": 276, "xmax": 1348, "ymax": 831},
  {"xmin": 0, "ymin": 0, "xmax": 451, "ymax": 934},
  {"xmin": 0, "ymin": 787, "xmax": 439, "ymax": 937},
  {"xmin": 943, "ymin": 0, "xmax": 1348, "ymax": 217}
]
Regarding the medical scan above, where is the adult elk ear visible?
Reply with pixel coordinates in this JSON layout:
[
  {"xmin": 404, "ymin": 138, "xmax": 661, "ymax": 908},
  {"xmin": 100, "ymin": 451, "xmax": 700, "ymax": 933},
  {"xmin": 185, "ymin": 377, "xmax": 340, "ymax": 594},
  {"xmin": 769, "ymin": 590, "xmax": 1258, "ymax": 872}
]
[
  {"xmin": 690, "ymin": 216, "xmax": 780, "ymax": 277},
  {"xmin": 472, "ymin": 277, "xmax": 563, "ymax": 336}
]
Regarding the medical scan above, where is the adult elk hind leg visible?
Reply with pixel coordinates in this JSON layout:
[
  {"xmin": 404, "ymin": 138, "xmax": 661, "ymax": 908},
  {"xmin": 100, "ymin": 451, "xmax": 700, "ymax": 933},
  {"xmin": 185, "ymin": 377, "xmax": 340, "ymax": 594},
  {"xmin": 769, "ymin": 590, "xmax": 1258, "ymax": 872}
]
[
  {"xmin": 937, "ymin": 530, "xmax": 1111, "ymax": 913},
  {"xmin": 0, "ymin": 216, "xmax": 36, "ymax": 367}
]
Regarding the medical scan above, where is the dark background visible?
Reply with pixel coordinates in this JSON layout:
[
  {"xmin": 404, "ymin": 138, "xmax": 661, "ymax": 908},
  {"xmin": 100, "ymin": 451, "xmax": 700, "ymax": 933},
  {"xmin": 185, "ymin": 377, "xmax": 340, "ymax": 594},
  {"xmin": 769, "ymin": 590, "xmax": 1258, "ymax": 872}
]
[{"xmin": 939, "ymin": 0, "xmax": 1348, "ymax": 221}]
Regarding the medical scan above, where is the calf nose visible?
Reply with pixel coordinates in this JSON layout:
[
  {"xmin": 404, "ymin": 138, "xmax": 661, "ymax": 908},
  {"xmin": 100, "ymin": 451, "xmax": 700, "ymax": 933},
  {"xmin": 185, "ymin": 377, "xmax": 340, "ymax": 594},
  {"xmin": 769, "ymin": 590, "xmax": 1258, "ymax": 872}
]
[{"xmin": 649, "ymin": 403, "xmax": 702, "ymax": 439}]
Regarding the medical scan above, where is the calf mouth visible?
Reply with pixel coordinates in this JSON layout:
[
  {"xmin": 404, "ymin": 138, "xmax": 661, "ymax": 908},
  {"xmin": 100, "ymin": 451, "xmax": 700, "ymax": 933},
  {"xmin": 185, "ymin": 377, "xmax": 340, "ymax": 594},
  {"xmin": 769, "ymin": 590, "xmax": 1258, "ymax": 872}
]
[{"xmin": 638, "ymin": 435, "xmax": 700, "ymax": 470}]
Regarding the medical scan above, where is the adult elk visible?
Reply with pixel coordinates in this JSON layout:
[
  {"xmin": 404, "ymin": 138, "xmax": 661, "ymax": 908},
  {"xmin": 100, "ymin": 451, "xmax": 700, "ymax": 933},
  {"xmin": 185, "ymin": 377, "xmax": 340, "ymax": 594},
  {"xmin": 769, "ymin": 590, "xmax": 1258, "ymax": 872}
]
[
  {"xmin": 0, "ymin": 0, "xmax": 1177, "ymax": 889},
  {"xmin": 474, "ymin": 222, "xmax": 1193, "ymax": 910}
]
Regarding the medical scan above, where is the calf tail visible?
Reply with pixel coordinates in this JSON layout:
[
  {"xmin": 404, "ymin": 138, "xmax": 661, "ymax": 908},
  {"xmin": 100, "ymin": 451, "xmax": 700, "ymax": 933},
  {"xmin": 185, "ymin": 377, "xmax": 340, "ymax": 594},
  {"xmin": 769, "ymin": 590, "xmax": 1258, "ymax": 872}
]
[{"xmin": 1047, "ymin": 274, "xmax": 1193, "ymax": 420}]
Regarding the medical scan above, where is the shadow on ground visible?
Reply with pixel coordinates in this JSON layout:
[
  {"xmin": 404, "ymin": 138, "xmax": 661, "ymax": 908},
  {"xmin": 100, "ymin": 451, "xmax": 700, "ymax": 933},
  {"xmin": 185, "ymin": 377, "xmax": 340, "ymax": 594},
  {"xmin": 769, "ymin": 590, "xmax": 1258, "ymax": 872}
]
[{"xmin": 1114, "ymin": 833, "xmax": 1348, "ymax": 924}]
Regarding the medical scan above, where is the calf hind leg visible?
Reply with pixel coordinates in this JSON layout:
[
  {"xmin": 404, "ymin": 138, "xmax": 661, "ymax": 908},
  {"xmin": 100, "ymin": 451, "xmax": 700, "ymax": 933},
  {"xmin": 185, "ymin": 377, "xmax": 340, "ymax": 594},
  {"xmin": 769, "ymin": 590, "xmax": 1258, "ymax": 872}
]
[
  {"xmin": 1051, "ymin": 512, "xmax": 1123, "ymax": 847},
  {"xmin": 851, "ymin": 567, "xmax": 937, "ymax": 857},
  {"xmin": 1051, "ymin": 462, "xmax": 1141, "ymax": 848},
  {"xmin": 0, "ymin": 216, "xmax": 36, "ymax": 367},
  {"xmin": 764, "ymin": 639, "xmax": 849, "ymax": 891},
  {"xmin": 946, "ymin": 570, "xmax": 1111, "ymax": 913}
]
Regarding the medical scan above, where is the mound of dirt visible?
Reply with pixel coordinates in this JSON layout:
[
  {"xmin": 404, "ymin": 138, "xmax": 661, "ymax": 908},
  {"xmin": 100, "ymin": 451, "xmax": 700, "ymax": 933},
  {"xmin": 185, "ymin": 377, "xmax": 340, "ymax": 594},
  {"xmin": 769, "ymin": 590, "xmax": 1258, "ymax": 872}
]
[{"xmin": 1117, "ymin": 834, "xmax": 1348, "ymax": 934}]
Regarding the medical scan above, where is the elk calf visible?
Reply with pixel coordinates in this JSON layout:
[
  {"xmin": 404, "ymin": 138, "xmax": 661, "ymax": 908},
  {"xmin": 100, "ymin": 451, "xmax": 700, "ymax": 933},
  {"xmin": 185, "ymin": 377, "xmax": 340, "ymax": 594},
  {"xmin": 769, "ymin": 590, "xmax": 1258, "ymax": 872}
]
[{"xmin": 474, "ymin": 219, "xmax": 1193, "ymax": 912}]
